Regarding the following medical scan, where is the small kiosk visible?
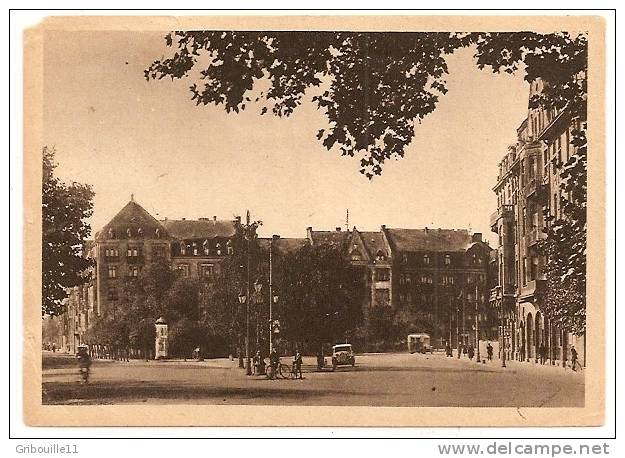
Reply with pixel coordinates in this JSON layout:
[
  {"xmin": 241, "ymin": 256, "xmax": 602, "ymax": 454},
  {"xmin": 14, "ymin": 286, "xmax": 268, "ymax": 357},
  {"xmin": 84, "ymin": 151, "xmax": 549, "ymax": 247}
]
[{"xmin": 155, "ymin": 316, "xmax": 168, "ymax": 360}]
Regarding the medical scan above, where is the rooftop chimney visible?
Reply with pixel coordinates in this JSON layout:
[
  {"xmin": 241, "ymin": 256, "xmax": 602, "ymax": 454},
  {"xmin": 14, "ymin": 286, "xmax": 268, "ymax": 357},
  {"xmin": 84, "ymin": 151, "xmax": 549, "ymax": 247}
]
[
  {"xmin": 272, "ymin": 234, "xmax": 280, "ymax": 241},
  {"xmin": 335, "ymin": 227, "xmax": 342, "ymax": 232},
  {"xmin": 472, "ymin": 233, "xmax": 483, "ymax": 243},
  {"xmin": 213, "ymin": 216, "xmax": 217, "ymax": 221},
  {"xmin": 306, "ymin": 226, "xmax": 313, "ymax": 241}
]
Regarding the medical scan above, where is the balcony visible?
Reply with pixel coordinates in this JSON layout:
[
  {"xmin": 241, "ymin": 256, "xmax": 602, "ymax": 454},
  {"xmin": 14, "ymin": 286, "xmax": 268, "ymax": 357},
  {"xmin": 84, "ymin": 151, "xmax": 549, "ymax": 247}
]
[
  {"xmin": 519, "ymin": 278, "xmax": 546, "ymax": 299},
  {"xmin": 525, "ymin": 228, "xmax": 546, "ymax": 247},
  {"xmin": 525, "ymin": 176, "xmax": 548, "ymax": 201},
  {"xmin": 489, "ymin": 284, "xmax": 516, "ymax": 302},
  {"xmin": 489, "ymin": 205, "xmax": 514, "ymax": 232}
]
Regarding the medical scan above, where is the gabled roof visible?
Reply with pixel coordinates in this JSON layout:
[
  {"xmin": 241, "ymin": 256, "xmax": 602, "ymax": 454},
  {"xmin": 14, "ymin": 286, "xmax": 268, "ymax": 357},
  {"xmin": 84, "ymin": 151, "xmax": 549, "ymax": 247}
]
[
  {"xmin": 96, "ymin": 199, "xmax": 168, "ymax": 241},
  {"xmin": 160, "ymin": 219, "xmax": 238, "ymax": 240},
  {"xmin": 359, "ymin": 231, "xmax": 389, "ymax": 259},
  {"xmin": 384, "ymin": 228, "xmax": 472, "ymax": 253}
]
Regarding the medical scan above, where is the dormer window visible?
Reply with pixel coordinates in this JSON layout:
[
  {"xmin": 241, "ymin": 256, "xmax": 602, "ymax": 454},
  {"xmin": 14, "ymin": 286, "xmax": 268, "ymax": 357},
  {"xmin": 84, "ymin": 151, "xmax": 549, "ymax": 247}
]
[
  {"xmin": 108, "ymin": 228, "xmax": 115, "ymax": 239},
  {"xmin": 227, "ymin": 239, "xmax": 233, "ymax": 255},
  {"xmin": 126, "ymin": 228, "xmax": 132, "ymax": 238},
  {"xmin": 155, "ymin": 228, "xmax": 161, "ymax": 238},
  {"xmin": 180, "ymin": 242, "xmax": 187, "ymax": 256},
  {"xmin": 216, "ymin": 243, "xmax": 222, "ymax": 256},
  {"xmin": 203, "ymin": 239, "xmax": 210, "ymax": 255},
  {"xmin": 193, "ymin": 243, "xmax": 198, "ymax": 256},
  {"xmin": 444, "ymin": 254, "xmax": 451, "ymax": 265},
  {"xmin": 423, "ymin": 254, "xmax": 430, "ymax": 265},
  {"xmin": 376, "ymin": 250, "xmax": 386, "ymax": 261},
  {"xmin": 137, "ymin": 227, "xmax": 144, "ymax": 237}
]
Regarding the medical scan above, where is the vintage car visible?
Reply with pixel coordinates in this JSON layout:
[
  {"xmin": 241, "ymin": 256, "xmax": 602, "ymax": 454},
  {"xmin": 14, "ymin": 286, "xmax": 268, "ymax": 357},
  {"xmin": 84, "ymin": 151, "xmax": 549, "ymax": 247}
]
[{"xmin": 332, "ymin": 343, "xmax": 355, "ymax": 370}]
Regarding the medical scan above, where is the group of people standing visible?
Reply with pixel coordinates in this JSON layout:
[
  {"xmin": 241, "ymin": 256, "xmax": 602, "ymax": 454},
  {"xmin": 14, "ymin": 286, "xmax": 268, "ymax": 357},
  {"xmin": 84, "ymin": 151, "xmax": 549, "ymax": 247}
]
[
  {"xmin": 253, "ymin": 348, "xmax": 304, "ymax": 379},
  {"xmin": 444, "ymin": 342, "xmax": 494, "ymax": 361}
]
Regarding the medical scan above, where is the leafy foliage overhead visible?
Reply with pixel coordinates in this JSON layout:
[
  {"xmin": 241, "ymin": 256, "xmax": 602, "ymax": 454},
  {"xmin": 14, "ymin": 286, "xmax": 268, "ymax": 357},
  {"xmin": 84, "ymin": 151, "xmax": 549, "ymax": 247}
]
[
  {"xmin": 42, "ymin": 147, "xmax": 95, "ymax": 316},
  {"xmin": 146, "ymin": 31, "xmax": 587, "ymax": 178}
]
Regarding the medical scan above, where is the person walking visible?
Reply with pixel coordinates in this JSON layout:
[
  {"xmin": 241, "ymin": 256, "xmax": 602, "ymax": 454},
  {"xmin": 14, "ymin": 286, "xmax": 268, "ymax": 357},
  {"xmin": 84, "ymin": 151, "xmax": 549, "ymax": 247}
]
[
  {"xmin": 539, "ymin": 343, "xmax": 547, "ymax": 365},
  {"xmin": 468, "ymin": 345, "xmax": 474, "ymax": 361},
  {"xmin": 486, "ymin": 342, "xmax": 493, "ymax": 361},
  {"xmin": 571, "ymin": 346, "xmax": 579, "ymax": 372},
  {"xmin": 293, "ymin": 350, "xmax": 303, "ymax": 379},
  {"xmin": 445, "ymin": 343, "xmax": 453, "ymax": 358}
]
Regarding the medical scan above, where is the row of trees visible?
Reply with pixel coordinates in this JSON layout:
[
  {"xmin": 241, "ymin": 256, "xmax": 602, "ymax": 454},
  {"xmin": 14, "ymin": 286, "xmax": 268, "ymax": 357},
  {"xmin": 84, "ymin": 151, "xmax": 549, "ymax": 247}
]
[{"xmin": 84, "ymin": 239, "xmax": 368, "ymax": 358}]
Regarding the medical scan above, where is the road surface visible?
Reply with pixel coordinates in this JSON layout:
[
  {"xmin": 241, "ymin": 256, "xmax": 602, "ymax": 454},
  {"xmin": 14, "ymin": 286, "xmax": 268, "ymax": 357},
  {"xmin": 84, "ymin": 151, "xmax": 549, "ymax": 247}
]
[{"xmin": 42, "ymin": 352, "xmax": 584, "ymax": 407}]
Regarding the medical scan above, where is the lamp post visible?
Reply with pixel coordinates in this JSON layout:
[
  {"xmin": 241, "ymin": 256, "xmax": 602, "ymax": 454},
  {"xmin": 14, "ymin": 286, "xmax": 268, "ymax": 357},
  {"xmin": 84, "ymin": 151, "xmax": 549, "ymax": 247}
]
[
  {"xmin": 475, "ymin": 283, "xmax": 481, "ymax": 363},
  {"xmin": 238, "ymin": 292, "xmax": 250, "ymax": 373},
  {"xmin": 254, "ymin": 280, "xmax": 262, "ymax": 350}
]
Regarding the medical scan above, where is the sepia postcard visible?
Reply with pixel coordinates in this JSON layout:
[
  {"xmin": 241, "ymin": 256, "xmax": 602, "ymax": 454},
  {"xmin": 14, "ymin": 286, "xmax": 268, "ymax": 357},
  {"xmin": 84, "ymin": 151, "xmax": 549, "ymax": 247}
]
[{"xmin": 22, "ymin": 14, "xmax": 606, "ymax": 427}]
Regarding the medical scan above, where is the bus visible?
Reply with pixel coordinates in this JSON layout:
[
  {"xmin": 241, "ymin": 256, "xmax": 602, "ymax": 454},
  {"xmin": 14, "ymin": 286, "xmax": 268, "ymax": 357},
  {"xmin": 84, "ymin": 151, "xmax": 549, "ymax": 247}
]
[{"xmin": 407, "ymin": 333, "xmax": 432, "ymax": 354}]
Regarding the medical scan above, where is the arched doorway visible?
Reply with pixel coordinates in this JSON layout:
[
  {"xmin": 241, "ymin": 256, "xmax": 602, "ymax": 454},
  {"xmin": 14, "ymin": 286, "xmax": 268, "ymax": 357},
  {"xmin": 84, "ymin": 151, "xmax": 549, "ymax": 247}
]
[{"xmin": 526, "ymin": 313, "xmax": 533, "ymax": 361}]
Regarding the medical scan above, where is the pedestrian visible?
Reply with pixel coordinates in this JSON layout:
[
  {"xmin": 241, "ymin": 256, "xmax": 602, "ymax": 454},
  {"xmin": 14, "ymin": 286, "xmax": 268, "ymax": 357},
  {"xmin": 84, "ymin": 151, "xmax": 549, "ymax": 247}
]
[
  {"xmin": 76, "ymin": 345, "xmax": 91, "ymax": 384},
  {"xmin": 253, "ymin": 350, "xmax": 265, "ymax": 375},
  {"xmin": 468, "ymin": 345, "xmax": 474, "ymax": 361},
  {"xmin": 486, "ymin": 342, "xmax": 493, "ymax": 361},
  {"xmin": 539, "ymin": 343, "xmax": 546, "ymax": 365},
  {"xmin": 52, "ymin": 343, "xmax": 56, "ymax": 353},
  {"xmin": 293, "ymin": 350, "xmax": 303, "ymax": 379},
  {"xmin": 445, "ymin": 343, "xmax": 452, "ymax": 357},
  {"xmin": 571, "ymin": 346, "xmax": 579, "ymax": 372}
]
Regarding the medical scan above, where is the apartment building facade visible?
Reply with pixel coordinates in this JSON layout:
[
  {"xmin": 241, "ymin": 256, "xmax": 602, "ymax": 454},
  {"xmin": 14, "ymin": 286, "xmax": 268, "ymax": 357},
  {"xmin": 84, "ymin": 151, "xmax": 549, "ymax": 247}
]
[{"xmin": 490, "ymin": 79, "xmax": 586, "ymax": 366}]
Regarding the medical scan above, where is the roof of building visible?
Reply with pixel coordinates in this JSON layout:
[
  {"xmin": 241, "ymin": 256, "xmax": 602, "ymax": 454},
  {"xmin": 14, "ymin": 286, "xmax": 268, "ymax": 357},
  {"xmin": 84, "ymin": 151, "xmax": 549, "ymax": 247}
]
[
  {"xmin": 384, "ymin": 228, "xmax": 473, "ymax": 253},
  {"xmin": 309, "ymin": 230, "xmax": 351, "ymax": 248},
  {"xmin": 357, "ymin": 231, "xmax": 389, "ymax": 258},
  {"xmin": 96, "ymin": 199, "xmax": 168, "ymax": 241},
  {"xmin": 160, "ymin": 218, "xmax": 238, "ymax": 240}
]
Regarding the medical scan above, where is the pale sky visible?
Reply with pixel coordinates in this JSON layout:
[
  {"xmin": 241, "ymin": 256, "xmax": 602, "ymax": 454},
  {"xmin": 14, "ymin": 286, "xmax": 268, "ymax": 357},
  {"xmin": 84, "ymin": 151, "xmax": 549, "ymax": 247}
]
[{"xmin": 43, "ymin": 30, "xmax": 530, "ymax": 243}]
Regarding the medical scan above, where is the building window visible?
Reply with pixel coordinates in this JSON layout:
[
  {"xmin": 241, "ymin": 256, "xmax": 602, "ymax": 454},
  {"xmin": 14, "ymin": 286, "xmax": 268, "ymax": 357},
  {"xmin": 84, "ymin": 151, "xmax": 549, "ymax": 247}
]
[
  {"xmin": 442, "ymin": 275, "xmax": 455, "ymax": 285},
  {"xmin": 177, "ymin": 264, "xmax": 190, "ymax": 277},
  {"xmin": 523, "ymin": 257, "xmax": 527, "ymax": 286},
  {"xmin": 200, "ymin": 264, "xmax": 214, "ymax": 278},
  {"xmin": 444, "ymin": 254, "xmax": 451, "ymax": 265},
  {"xmin": 405, "ymin": 273, "xmax": 412, "ymax": 285},
  {"xmin": 399, "ymin": 274, "xmax": 405, "ymax": 285},
  {"xmin": 402, "ymin": 253, "xmax": 408, "ymax": 264},
  {"xmin": 180, "ymin": 242, "xmax": 187, "ymax": 256},
  {"xmin": 423, "ymin": 254, "xmax": 430, "ymax": 265},
  {"xmin": 107, "ymin": 265, "xmax": 117, "ymax": 279},
  {"xmin": 193, "ymin": 244, "xmax": 198, "ymax": 256},
  {"xmin": 227, "ymin": 240, "xmax": 234, "ymax": 255},
  {"xmin": 420, "ymin": 274, "xmax": 432, "ymax": 284},
  {"xmin": 152, "ymin": 245, "xmax": 166, "ymax": 258},
  {"xmin": 375, "ymin": 268, "xmax": 390, "ymax": 282},
  {"xmin": 127, "ymin": 247, "xmax": 139, "ymax": 257},
  {"xmin": 104, "ymin": 247, "xmax": 119, "ymax": 258},
  {"xmin": 128, "ymin": 266, "xmax": 139, "ymax": 277}
]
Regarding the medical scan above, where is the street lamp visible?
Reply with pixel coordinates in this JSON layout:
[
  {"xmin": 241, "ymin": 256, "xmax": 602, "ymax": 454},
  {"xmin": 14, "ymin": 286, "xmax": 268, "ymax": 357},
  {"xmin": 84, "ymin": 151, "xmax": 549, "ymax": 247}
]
[
  {"xmin": 238, "ymin": 292, "xmax": 251, "ymax": 375},
  {"xmin": 269, "ymin": 294, "xmax": 278, "ymax": 353},
  {"xmin": 254, "ymin": 280, "xmax": 262, "ymax": 350}
]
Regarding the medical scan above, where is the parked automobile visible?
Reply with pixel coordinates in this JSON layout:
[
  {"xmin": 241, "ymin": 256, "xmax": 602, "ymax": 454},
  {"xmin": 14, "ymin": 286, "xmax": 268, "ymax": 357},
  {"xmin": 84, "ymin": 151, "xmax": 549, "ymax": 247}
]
[{"xmin": 332, "ymin": 344, "xmax": 355, "ymax": 370}]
